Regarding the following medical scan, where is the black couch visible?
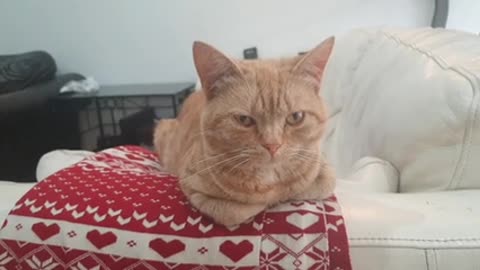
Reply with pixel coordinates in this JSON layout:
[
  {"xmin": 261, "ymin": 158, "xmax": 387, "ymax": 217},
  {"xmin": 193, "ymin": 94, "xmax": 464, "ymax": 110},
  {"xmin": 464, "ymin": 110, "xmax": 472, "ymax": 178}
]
[{"xmin": 0, "ymin": 51, "xmax": 85, "ymax": 182}]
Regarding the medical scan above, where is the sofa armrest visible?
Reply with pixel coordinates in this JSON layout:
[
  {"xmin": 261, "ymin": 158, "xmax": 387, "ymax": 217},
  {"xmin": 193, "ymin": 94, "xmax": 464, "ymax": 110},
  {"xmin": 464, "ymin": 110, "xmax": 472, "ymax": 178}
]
[{"xmin": 321, "ymin": 27, "xmax": 480, "ymax": 192}]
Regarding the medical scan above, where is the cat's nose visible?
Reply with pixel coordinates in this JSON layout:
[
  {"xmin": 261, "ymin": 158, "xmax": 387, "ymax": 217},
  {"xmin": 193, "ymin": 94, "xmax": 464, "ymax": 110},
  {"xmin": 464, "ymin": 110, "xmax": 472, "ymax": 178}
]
[{"xmin": 262, "ymin": 144, "xmax": 282, "ymax": 157}]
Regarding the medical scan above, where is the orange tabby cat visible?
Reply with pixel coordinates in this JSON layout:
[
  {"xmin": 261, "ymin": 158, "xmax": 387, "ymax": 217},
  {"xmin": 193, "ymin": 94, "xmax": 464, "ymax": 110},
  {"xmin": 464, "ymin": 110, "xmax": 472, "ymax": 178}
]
[{"xmin": 154, "ymin": 37, "xmax": 336, "ymax": 226}]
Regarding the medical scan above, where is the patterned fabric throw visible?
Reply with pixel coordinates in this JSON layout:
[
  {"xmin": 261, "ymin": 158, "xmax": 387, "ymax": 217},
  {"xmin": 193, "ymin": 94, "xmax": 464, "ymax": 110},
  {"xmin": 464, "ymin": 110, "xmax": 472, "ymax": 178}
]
[{"xmin": 0, "ymin": 146, "xmax": 351, "ymax": 269}]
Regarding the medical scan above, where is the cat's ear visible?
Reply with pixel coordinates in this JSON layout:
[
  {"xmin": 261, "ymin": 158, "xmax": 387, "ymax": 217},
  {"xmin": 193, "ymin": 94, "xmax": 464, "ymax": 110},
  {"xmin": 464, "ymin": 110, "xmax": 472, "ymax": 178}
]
[
  {"xmin": 193, "ymin": 41, "xmax": 242, "ymax": 99},
  {"xmin": 293, "ymin": 36, "xmax": 335, "ymax": 88}
]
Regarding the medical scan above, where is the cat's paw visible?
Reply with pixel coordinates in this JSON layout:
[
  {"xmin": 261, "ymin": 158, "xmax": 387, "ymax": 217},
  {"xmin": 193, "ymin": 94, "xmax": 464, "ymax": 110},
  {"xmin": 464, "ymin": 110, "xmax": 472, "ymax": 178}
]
[
  {"xmin": 189, "ymin": 193, "xmax": 266, "ymax": 227},
  {"xmin": 293, "ymin": 164, "xmax": 336, "ymax": 201},
  {"xmin": 214, "ymin": 203, "xmax": 265, "ymax": 227}
]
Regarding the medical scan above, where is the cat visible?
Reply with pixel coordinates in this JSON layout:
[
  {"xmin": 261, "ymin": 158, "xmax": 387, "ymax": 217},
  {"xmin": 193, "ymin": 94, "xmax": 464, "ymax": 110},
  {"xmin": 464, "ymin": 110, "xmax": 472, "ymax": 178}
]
[{"xmin": 154, "ymin": 37, "xmax": 336, "ymax": 226}]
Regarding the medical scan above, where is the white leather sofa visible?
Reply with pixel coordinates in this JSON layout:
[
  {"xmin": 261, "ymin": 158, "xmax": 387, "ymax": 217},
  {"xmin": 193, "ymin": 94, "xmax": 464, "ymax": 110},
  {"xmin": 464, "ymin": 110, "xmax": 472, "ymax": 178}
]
[
  {"xmin": 322, "ymin": 27, "xmax": 480, "ymax": 270},
  {"xmin": 1, "ymin": 27, "xmax": 479, "ymax": 270}
]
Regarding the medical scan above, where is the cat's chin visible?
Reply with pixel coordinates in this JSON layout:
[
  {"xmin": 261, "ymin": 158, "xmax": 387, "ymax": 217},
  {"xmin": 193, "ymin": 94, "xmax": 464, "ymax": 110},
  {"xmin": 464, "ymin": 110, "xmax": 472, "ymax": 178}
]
[
  {"xmin": 254, "ymin": 165, "xmax": 281, "ymax": 184},
  {"xmin": 249, "ymin": 160, "xmax": 278, "ymax": 172}
]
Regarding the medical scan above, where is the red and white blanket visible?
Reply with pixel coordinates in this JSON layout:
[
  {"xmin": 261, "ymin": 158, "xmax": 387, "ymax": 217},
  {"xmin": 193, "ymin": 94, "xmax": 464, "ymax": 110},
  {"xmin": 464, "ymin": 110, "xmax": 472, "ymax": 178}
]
[{"xmin": 0, "ymin": 146, "xmax": 351, "ymax": 269}]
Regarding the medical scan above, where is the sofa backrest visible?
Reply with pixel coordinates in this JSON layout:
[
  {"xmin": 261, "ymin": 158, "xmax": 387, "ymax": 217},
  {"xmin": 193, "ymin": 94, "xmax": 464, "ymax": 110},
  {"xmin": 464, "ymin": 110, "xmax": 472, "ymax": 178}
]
[{"xmin": 321, "ymin": 27, "xmax": 480, "ymax": 192}]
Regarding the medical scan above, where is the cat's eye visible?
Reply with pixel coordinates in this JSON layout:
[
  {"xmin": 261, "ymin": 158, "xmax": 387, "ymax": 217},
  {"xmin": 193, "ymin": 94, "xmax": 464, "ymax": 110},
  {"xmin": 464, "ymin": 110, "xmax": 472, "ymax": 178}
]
[
  {"xmin": 286, "ymin": 111, "xmax": 305, "ymax": 126},
  {"xmin": 234, "ymin": 114, "xmax": 256, "ymax": 127}
]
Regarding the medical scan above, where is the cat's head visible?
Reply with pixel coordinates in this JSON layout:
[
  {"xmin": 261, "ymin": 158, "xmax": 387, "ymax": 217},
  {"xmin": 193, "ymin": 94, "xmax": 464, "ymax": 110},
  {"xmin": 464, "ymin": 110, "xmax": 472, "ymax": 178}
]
[{"xmin": 193, "ymin": 38, "xmax": 334, "ymax": 172}]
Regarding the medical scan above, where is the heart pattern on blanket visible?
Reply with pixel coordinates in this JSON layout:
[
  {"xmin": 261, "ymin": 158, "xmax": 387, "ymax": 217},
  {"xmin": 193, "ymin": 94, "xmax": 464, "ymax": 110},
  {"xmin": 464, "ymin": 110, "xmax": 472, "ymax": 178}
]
[
  {"xmin": 149, "ymin": 238, "xmax": 185, "ymax": 258},
  {"xmin": 32, "ymin": 222, "xmax": 60, "ymax": 241},
  {"xmin": 286, "ymin": 212, "xmax": 319, "ymax": 230},
  {"xmin": 219, "ymin": 240, "xmax": 254, "ymax": 262},
  {"xmin": 86, "ymin": 230, "xmax": 117, "ymax": 249},
  {"xmin": 0, "ymin": 145, "xmax": 352, "ymax": 269}
]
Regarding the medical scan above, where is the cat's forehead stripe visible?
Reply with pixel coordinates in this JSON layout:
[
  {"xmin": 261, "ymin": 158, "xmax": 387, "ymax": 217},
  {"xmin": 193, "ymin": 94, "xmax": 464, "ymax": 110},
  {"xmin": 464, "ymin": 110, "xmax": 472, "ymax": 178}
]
[{"xmin": 244, "ymin": 63, "xmax": 292, "ymax": 115}]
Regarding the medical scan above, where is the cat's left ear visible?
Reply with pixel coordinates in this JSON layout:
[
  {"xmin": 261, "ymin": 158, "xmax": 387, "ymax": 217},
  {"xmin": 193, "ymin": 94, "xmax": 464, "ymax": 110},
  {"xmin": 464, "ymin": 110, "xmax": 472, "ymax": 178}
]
[
  {"xmin": 293, "ymin": 36, "xmax": 335, "ymax": 88},
  {"xmin": 193, "ymin": 41, "xmax": 242, "ymax": 100}
]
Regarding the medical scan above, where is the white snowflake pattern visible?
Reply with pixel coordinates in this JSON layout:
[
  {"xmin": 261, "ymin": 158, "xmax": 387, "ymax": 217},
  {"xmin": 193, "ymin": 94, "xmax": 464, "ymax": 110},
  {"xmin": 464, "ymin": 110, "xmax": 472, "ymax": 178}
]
[
  {"xmin": 0, "ymin": 251, "xmax": 14, "ymax": 270},
  {"xmin": 71, "ymin": 262, "xmax": 101, "ymax": 270},
  {"xmin": 25, "ymin": 255, "xmax": 59, "ymax": 270}
]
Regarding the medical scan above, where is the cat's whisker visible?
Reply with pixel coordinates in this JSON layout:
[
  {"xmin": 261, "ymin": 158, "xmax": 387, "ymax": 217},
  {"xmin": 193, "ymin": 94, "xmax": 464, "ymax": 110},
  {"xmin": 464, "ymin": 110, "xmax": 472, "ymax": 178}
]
[
  {"xmin": 174, "ymin": 130, "xmax": 223, "ymax": 163},
  {"xmin": 291, "ymin": 152, "xmax": 317, "ymax": 159},
  {"xmin": 239, "ymin": 149, "xmax": 256, "ymax": 155},
  {"xmin": 294, "ymin": 147, "xmax": 318, "ymax": 152},
  {"xmin": 178, "ymin": 146, "xmax": 194, "ymax": 163},
  {"xmin": 184, "ymin": 154, "xmax": 248, "ymax": 180},
  {"xmin": 296, "ymin": 154, "xmax": 321, "ymax": 162},
  {"xmin": 226, "ymin": 158, "xmax": 250, "ymax": 174},
  {"xmin": 290, "ymin": 153, "xmax": 325, "ymax": 166},
  {"xmin": 289, "ymin": 148, "xmax": 319, "ymax": 156},
  {"xmin": 284, "ymin": 166, "xmax": 305, "ymax": 182},
  {"xmin": 190, "ymin": 129, "xmax": 216, "ymax": 139},
  {"xmin": 195, "ymin": 153, "xmax": 232, "ymax": 165},
  {"xmin": 286, "ymin": 151, "xmax": 314, "ymax": 158},
  {"xmin": 283, "ymin": 163, "xmax": 310, "ymax": 184},
  {"xmin": 286, "ymin": 147, "xmax": 319, "ymax": 155},
  {"xmin": 194, "ymin": 148, "xmax": 250, "ymax": 165}
]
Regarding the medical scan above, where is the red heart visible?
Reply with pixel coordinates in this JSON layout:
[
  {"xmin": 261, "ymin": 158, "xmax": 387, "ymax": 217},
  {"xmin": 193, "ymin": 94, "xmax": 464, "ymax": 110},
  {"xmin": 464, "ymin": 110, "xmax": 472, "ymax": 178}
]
[
  {"xmin": 86, "ymin": 230, "xmax": 117, "ymax": 249},
  {"xmin": 32, "ymin": 222, "xmax": 60, "ymax": 241},
  {"xmin": 149, "ymin": 239, "xmax": 185, "ymax": 258},
  {"xmin": 220, "ymin": 240, "xmax": 254, "ymax": 262}
]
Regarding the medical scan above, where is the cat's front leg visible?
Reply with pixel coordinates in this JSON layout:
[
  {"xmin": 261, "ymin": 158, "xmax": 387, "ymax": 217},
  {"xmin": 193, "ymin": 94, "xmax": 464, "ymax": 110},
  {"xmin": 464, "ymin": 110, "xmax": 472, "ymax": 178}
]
[
  {"xmin": 292, "ymin": 162, "xmax": 336, "ymax": 201},
  {"xmin": 189, "ymin": 192, "xmax": 266, "ymax": 227}
]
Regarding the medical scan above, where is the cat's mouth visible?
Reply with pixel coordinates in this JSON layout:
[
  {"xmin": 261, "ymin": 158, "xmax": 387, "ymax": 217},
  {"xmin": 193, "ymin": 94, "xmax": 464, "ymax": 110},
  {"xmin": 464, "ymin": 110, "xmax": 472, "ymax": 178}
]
[{"xmin": 252, "ymin": 154, "xmax": 285, "ymax": 169}]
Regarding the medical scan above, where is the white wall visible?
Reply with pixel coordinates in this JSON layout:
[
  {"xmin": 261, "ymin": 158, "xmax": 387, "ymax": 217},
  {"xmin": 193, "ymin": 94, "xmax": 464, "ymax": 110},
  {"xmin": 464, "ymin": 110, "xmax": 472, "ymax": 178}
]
[
  {"xmin": 0, "ymin": 0, "xmax": 434, "ymax": 85},
  {"xmin": 447, "ymin": 0, "xmax": 480, "ymax": 34}
]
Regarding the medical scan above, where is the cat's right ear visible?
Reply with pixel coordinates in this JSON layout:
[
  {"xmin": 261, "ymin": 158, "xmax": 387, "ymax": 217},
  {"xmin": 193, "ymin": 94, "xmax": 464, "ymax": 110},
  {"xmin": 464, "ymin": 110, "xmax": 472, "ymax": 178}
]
[{"xmin": 193, "ymin": 41, "xmax": 241, "ymax": 100}]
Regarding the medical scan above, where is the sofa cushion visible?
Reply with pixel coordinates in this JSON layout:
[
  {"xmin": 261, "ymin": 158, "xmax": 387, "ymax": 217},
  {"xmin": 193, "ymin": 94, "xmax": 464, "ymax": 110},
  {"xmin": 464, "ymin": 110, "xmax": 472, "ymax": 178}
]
[
  {"xmin": 0, "ymin": 73, "xmax": 85, "ymax": 117},
  {"xmin": 337, "ymin": 189, "xmax": 480, "ymax": 270},
  {"xmin": 36, "ymin": 149, "xmax": 95, "ymax": 181},
  {"xmin": 321, "ymin": 27, "xmax": 480, "ymax": 192}
]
